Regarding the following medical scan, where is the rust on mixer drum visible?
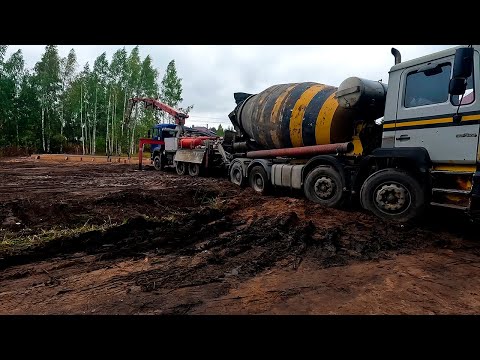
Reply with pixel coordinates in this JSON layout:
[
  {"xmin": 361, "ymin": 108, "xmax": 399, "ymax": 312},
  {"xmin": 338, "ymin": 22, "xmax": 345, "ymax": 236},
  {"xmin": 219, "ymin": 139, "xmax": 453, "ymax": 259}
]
[{"xmin": 234, "ymin": 82, "xmax": 360, "ymax": 149}]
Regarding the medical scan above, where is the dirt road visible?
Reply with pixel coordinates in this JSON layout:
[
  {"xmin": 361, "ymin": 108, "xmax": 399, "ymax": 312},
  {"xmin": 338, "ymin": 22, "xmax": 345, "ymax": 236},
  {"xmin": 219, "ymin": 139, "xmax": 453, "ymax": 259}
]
[{"xmin": 1, "ymin": 158, "xmax": 479, "ymax": 314}]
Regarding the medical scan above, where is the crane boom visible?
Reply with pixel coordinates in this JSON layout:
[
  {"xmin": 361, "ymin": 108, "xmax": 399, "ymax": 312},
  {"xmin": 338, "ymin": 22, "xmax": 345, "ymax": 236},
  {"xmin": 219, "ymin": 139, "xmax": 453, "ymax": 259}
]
[{"xmin": 125, "ymin": 97, "xmax": 189, "ymax": 126}]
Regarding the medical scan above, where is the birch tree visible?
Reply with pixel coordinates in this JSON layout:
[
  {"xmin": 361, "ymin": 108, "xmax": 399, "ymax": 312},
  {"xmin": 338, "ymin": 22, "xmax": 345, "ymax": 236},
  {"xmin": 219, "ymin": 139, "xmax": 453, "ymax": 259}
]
[
  {"xmin": 109, "ymin": 47, "xmax": 128, "ymax": 155},
  {"xmin": 59, "ymin": 49, "xmax": 77, "ymax": 151},
  {"xmin": 92, "ymin": 52, "xmax": 109, "ymax": 155},
  {"xmin": 159, "ymin": 60, "xmax": 193, "ymax": 124},
  {"xmin": 33, "ymin": 45, "xmax": 61, "ymax": 153},
  {"xmin": 0, "ymin": 45, "xmax": 192, "ymax": 156}
]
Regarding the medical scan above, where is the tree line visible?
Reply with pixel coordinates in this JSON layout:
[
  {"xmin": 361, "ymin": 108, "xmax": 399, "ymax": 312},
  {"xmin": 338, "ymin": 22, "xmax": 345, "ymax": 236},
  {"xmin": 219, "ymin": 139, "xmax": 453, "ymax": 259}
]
[{"xmin": 0, "ymin": 45, "xmax": 192, "ymax": 155}]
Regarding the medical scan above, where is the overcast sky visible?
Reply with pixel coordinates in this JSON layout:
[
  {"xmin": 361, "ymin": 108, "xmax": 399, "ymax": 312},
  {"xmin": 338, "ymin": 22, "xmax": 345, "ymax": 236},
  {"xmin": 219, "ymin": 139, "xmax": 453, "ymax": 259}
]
[{"xmin": 5, "ymin": 45, "xmax": 453, "ymax": 129}]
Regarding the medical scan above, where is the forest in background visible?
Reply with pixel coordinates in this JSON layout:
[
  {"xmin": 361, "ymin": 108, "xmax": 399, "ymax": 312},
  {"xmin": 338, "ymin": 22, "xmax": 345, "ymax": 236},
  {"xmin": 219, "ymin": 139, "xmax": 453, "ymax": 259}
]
[{"xmin": 0, "ymin": 45, "xmax": 206, "ymax": 156}]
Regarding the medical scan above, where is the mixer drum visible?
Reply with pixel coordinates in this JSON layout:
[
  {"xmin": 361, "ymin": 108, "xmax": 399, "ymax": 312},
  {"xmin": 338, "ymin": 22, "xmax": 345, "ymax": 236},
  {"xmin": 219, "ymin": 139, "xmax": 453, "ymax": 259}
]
[{"xmin": 234, "ymin": 82, "xmax": 360, "ymax": 149}]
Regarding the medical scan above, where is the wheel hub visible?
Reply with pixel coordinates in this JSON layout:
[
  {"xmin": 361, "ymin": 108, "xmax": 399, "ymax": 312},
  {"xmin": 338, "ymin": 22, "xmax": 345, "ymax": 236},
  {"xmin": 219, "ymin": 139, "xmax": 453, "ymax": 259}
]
[
  {"xmin": 234, "ymin": 169, "xmax": 241, "ymax": 182},
  {"xmin": 253, "ymin": 174, "xmax": 264, "ymax": 190},
  {"xmin": 375, "ymin": 184, "xmax": 406, "ymax": 211},
  {"xmin": 190, "ymin": 164, "xmax": 199, "ymax": 175},
  {"xmin": 176, "ymin": 163, "xmax": 185, "ymax": 174},
  {"xmin": 314, "ymin": 176, "xmax": 335, "ymax": 199}
]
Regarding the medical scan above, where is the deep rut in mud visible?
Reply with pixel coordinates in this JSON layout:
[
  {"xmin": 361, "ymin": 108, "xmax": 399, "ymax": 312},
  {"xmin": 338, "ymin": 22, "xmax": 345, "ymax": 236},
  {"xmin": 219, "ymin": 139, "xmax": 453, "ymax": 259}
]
[{"xmin": 3, "ymin": 198, "xmax": 478, "ymax": 305}]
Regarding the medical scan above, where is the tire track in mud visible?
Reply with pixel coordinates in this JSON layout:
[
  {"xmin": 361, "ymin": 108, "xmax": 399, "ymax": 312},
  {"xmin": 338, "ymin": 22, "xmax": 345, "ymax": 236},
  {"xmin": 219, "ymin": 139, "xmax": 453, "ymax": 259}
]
[
  {"xmin": 4, "ymin": 202, "xmax": 477, "ymax": 314},
  {"xmin": 2, "ymin": 159, "xmax": 480, "ymax": 314}
]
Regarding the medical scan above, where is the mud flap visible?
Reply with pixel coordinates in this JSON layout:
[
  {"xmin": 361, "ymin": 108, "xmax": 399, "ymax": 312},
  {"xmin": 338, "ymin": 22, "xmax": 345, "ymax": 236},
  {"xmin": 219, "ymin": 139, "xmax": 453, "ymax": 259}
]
[
  {"xmin": 472, "ymin": 171, "xmax": 480, "ymax": 210},
  {"xmin": 174, "ymin": 149, "xmax": 206, "ymax": 164}
]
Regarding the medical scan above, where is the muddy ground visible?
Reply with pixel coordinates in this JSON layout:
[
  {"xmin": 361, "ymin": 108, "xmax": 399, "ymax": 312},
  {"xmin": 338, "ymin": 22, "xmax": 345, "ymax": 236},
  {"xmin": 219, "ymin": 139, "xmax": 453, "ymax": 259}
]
[{"xmin": 1, "ymin": 157, "xmax": 480, "ymax": 315}]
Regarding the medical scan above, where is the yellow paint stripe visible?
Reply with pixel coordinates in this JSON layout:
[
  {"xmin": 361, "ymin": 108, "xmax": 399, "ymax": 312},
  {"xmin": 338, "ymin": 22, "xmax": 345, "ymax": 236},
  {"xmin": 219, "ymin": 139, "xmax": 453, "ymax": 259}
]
[
  {"xmin": 396, "ymin": 117, "xmax": 452, "ymax": 128},
  {"xmin": 289, "ymin": 85, "xmax": 325, "ymax": 147},
  {"xmin": 315, "ymin": 92, "xmax": 338, "ymax": 145},
  {"xmin": 384, "ymin": 114, "xmax": 480, "ymax": 129},
  {"xmin": 433, "ymin": 164, "xmax": 477, "ymax": 172},
  {"xmin": 270, "ymin": 84, "xmax": 296, "ymax": 148},
  {"xmin": 462, "ymin": 114, "xmax": 480, "ymax": 122}
]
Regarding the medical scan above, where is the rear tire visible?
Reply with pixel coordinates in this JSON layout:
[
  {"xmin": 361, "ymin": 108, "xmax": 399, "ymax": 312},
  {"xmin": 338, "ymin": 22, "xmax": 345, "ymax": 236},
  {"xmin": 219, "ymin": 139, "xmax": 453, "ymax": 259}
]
[
  {"xmin": 188, "ymin": 163, "xmax": 201, "ymax": 177},
  {"xmin": 229, "ymin": 162, "xmax": 245, "ymax": 187},
  {"xmin": 153, "ymin": 154, "xmax": 164, "ymax": 171},
  {"xmin": 303, "ymin": 166, "xmax": 344, "ymax": 207},
  {"xmin": 360, "ymin": 168, "xmax": 424, "ymax": 223},
  {"xmin": 248, "ymin": 166, "xmax": 270, "ymax": 195},
  {"xmin": 176, "ymin": 161, "xmax": 186, "ymax": 175}
]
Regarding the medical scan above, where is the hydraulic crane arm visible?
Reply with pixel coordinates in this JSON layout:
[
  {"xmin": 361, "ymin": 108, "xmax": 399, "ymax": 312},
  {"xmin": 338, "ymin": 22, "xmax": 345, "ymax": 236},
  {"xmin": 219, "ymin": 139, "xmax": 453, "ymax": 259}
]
[{"xmin": 125, "ymin": 97, "xmax": 189, "ymax": 126}]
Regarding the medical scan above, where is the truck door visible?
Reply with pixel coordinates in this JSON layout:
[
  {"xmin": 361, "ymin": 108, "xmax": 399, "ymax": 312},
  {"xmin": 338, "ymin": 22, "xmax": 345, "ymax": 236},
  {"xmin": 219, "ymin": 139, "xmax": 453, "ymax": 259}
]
[{"xmin": 394, "ymin": 50, "xmax": 480, "ymax": 164}]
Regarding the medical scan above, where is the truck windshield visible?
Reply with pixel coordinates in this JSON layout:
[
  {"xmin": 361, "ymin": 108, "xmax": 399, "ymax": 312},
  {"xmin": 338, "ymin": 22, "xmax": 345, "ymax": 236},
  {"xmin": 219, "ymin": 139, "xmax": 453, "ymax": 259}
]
[{"xmin": 404, "ymin": 63, "xmax": 451, "ymax": 108}]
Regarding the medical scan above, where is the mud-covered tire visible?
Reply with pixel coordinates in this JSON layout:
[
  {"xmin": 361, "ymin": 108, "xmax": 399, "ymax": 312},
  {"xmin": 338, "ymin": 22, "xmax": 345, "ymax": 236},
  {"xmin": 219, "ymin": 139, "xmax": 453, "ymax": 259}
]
[
  {"xmin": 304, "ymin": 166, "xmax": 344, "ymax": 207},
  {"xmin": 229, "ymin": 162, "xmax": 245, "ymax": 187},
  {"xmin": 188, "ymin": 163, "xmax": 201, "ymax": 177},
  {"xmin": 176, "ymin": 161, "xmax": 186, "ymax": 175},
  {"xmin": 153, "ymin": 155, "xmax": 164, "ymax": 171},
  {"xmin": 360, "ymin": 168, "xmax": 424, "ymax": 223},
  {"xmin": 248, "ymin": 166, "xmax": 270, "ymax": 195}
]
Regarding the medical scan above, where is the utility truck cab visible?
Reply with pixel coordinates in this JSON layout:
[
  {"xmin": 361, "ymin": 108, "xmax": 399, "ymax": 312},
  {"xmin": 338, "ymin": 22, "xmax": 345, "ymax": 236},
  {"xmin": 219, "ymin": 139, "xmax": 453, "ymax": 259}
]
[{"xmin": 379, "ymin": 46, "xmax": 479, "ymax": 214}]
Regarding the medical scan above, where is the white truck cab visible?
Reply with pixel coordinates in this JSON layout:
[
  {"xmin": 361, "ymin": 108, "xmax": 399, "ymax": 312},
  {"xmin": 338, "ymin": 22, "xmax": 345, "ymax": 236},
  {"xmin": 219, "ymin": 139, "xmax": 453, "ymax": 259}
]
[{"xmin": 380, "ymin": 46, "xmax": 479, "ymax": 213}]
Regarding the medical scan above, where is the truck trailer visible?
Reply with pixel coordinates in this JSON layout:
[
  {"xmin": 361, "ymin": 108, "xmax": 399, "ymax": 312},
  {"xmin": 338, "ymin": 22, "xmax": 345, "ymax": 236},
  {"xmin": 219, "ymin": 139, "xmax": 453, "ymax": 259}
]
[
  {"xmin": 226, "ymin": 45, "xmax": 480, "ymax": 222},
  {"xmin": 129, "ymin": 98, "xmax": 231, "ymax": 176}
]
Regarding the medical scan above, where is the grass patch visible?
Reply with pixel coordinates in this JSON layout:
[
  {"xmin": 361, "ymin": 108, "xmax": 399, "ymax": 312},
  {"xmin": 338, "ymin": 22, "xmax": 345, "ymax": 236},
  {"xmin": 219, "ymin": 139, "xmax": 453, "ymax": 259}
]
[
  {"xmin": 0, "ymin": 222, "xmax": 118, "ymax": 255},
  {"xmin": 205, "ymin": 196, "xmax": 227, "ymax": 210}
]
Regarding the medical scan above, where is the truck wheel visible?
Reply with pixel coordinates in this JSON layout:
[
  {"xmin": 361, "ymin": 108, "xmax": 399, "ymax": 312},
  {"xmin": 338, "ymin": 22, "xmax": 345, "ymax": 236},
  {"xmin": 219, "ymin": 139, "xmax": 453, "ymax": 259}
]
[
  {"xmin": 229, "ymin": 162, "xmax": 245, "ymax": 187},
  {"xmin": 176, "ymin": 162, "xmax": 186, "ymax": 175},
  {"xmin": 360, "ymin": 168, "xmax": 424, "ymax": 223},
  {"xmin": 304, "ymin": 166, "xmax": 344, "ymax": 207},
  {"xmin": 188, "ymin": 163, "xmax": 200, "ymax": 177},
  {"xmin": 153, "ymin": 155, "xmax": 164, "ymax": 171},
  {"xmin": 248, "ymin": 166, "xmax": 270, "ymax": 195}
]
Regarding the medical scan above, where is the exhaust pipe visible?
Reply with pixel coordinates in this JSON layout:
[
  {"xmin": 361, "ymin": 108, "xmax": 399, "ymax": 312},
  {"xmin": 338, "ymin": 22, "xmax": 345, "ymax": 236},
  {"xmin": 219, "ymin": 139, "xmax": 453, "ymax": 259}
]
[{"xmin": 391, "ymin": 48, "xmax": 401, "ymax": 65}]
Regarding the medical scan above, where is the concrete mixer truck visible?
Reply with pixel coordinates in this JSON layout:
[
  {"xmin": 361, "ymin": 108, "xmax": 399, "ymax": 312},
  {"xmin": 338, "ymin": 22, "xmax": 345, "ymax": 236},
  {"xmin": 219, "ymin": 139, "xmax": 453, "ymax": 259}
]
[{"xmin": 227, "ymin": 45, "xmax": 480, "ymax": 222}]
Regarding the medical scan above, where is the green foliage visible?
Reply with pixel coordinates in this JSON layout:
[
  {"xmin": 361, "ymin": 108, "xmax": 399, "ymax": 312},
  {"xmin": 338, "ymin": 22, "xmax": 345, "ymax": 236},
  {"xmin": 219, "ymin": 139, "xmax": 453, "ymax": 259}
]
[
  {"xmin": 160, "ymin": 60, "xmax": 182, "ymax": 107},
  {"xmin": 216, "ymin": 124, "xmax": 224, "ymax": 137},
  {"xmin": 50, "ymin": 133, "xmax": 66, "ymax": 153},
  {"xmin": 0, "ymin": 49, "xmax": 27, "ymax": 147},
  {"xmin": 159, "ymin": 60, "xmax": 193, "ymax": 124},
  {"xmin": 0, "ymin": 45, "xmax": 194, "ymax": 155},
  {"xmin": 0, "ymin": 45, "xmax": 7, "ymax": 63}
]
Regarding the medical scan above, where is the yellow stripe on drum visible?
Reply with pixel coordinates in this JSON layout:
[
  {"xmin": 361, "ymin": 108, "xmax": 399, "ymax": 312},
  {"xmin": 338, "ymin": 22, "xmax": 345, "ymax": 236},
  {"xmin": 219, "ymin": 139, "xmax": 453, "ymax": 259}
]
[
  {"xmin": 289, "ymin": 84, "xmax": 325, "ymax": 147},
  {"xmin": 270, "ymin": 84, "xmax": 297, "ymax": 148},
  {"xmin": 256, "ymin": 86, "xmax": 279, "ymax": 148},
  {"xmin": 315, "ymin": 92, "xmax": 338, "ymax": 145}
]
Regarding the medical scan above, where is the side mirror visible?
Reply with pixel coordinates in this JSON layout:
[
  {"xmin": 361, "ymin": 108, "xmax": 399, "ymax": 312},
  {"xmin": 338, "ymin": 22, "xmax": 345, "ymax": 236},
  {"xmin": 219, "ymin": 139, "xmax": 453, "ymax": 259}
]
[
  {"xmin": 449, "ymin": 78, "xmax": 467, "ymax": 96},
  {"xmin": 449, "ymin": 47, "xmax": 474, "ymax": 96},
  {"xmin": 452, "ymin": 47, "xmax": 473, "ymax": 79}
]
